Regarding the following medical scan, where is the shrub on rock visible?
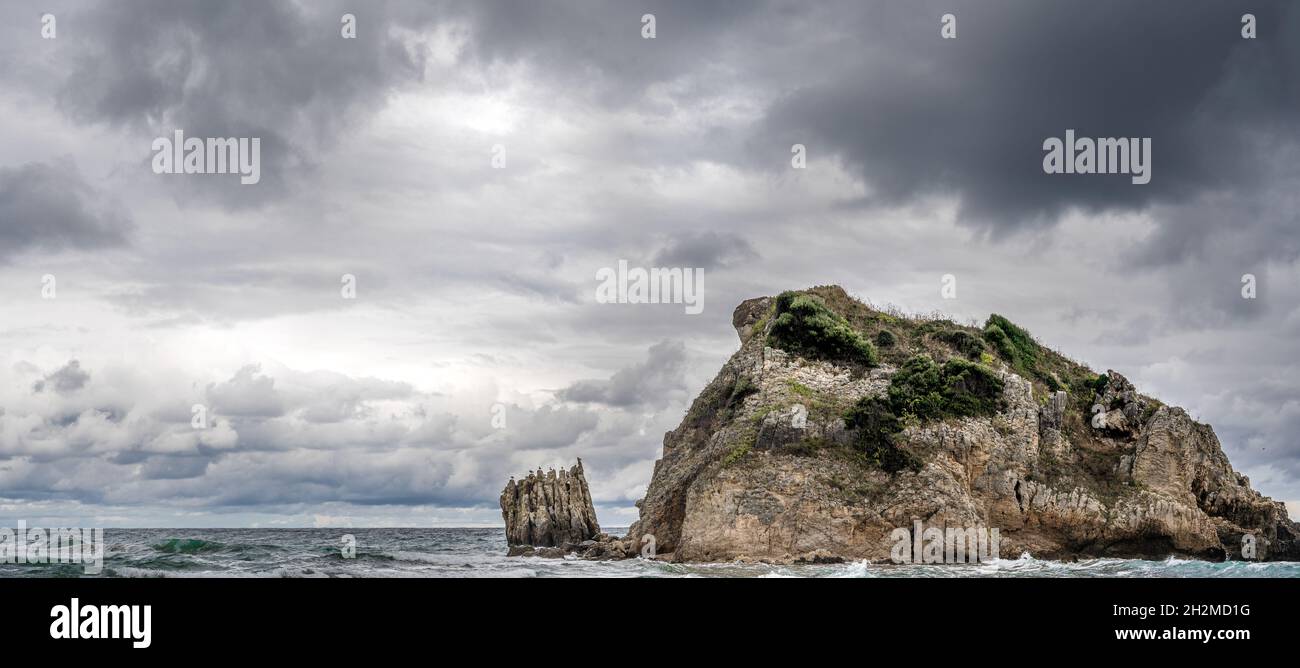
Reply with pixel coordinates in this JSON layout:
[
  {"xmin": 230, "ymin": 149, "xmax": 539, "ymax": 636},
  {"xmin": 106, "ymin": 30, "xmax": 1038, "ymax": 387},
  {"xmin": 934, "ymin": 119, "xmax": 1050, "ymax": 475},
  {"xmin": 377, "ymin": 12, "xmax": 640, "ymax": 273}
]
[{"xmin": 767, "ymin": 291, "xmax": 877, "ymax": 366}]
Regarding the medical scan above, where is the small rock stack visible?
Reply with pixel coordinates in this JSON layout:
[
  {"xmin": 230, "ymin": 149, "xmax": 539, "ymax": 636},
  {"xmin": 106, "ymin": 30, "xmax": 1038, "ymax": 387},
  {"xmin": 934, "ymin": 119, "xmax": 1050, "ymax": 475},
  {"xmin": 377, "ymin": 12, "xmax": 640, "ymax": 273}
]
[{"xmin": 500, "ymin": 459, "xmax": 600, "ymax": 553}]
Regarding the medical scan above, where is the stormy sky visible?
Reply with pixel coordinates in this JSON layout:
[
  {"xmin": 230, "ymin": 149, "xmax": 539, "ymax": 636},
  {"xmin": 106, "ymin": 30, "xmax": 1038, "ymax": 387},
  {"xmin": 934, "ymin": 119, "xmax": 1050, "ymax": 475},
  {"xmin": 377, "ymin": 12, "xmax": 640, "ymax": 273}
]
[{"xmin": 1, "ymin": 0, "xmax": 1297, "ymax": 527}]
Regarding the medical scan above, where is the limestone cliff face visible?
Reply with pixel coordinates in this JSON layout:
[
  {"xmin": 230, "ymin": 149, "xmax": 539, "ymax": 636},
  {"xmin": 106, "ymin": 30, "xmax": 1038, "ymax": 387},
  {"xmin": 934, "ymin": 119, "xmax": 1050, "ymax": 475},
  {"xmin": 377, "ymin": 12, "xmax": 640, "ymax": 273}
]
[
  {"xmin": 500, "ymin": 460, "xmax": 600, "ymax": 548},
  {"xmin": 626, "ymin": 286, "xmax": 1300, "ymax": 563}
]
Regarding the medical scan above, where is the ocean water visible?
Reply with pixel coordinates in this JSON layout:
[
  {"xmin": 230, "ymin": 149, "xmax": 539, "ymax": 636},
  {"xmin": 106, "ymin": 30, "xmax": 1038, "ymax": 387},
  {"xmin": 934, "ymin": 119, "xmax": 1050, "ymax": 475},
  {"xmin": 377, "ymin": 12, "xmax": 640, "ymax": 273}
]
[{"xmin": 3, "ymin": 527, "xmax": 1299, "ymax": 578}]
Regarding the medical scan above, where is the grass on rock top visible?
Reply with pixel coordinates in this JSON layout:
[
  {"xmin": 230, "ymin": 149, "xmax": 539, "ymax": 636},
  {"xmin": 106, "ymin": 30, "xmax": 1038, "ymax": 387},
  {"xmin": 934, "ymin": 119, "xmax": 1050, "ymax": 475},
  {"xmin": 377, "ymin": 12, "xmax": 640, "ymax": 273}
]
[
  {"xmin": 736, "ymin": 286, "xmax": 1157, "ymax": 476},
  {"xmin": 763, "ymin": 286, "xmax": 1103, "ymax": 402},
  {"xmin": 766, "ymin": 291, "xmax": 878, "ymax": 367}
]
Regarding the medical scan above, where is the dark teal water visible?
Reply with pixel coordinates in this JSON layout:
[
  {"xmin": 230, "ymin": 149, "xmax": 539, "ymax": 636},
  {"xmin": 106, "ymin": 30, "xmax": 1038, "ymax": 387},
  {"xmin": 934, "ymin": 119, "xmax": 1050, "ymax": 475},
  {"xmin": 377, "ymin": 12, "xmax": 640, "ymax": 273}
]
[{"xmin": 3, "ymin": 528, "xmax": 1298, "ymax": 577}]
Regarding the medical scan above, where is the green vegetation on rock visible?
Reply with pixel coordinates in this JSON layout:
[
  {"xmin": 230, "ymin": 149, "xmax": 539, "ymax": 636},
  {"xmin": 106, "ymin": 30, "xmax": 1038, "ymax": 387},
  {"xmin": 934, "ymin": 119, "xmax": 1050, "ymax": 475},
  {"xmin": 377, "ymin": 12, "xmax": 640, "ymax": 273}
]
[
  {"xmin": 738, "ymin": 288, "xmax": 1142, "ymax": 477},
  {"xmin": 843, "ymin": 396, "xmax": 916, "ymax": 473},
  {"xmin": 786, "ymin": 380, "xmax": 814, "ymax": 398},
  {"xmin": 983, "ymin": 314, "xmax": 1040, "ymax": 378},
  {"xmin": 844, "ymin": 354, "xmax": 1004, "ymax": 474},
  {"xmin": 934, "ymin": 329, "xmax": 988, "ymax": 359},
  {"xmin": 889, "ymin": 355, "xmax": 1005, "ymax": 421},
  {"xmin": 722, "ymin": 441, "xmax": 752, "ymax": 467},
  {"xmin": 767, "ymin": 291, "xmax": 878, "ymax": 367},
  {"xmin": 980, "ymin": 313, "xmax": 1098, "ymax": 404}
]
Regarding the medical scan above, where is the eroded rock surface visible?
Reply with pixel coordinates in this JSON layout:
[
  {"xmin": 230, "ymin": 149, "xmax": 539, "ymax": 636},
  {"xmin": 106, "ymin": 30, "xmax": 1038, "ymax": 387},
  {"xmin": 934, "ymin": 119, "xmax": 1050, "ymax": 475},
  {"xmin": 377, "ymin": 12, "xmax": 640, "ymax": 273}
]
[
  {"xmin": 620, "ymin": 286, "xmax": 1300, "ymax": 563},
  {"xmin": 500, "ymin": 460, "xmax": 600, "ymax": 551}
]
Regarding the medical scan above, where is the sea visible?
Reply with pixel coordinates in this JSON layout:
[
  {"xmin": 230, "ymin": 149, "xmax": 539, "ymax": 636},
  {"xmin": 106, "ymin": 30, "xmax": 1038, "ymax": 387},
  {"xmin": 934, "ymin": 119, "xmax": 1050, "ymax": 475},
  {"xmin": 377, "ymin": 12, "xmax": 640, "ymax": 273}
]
[{"xmin": 3, "ymin": 527, "xmax": 1299, "ymax": 578}]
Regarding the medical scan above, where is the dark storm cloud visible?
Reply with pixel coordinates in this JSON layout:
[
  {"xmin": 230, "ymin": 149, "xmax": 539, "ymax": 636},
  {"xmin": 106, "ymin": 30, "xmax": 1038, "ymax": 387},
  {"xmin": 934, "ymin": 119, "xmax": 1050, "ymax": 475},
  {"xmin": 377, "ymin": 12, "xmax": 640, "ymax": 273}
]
[
  {"xmin": 761, "ymin": 0, "xmax": 1299, "ymax": 255},
  {"xmin": 429, "ymin": 0, "xmax": 1300, "ymax": 275},
  {"xmin": 57, "ymin": 0, "xmax": 428, "ymax": 130},
  {"xmin": 0, "ymin": 161, "xmax": 130, "ymax": 262},
  {"xmin": 45, "ymin": 0, "xmax": 436, "ymax": 206},
  {"xmin": 11, "ymin": 0, "xmax": 1297, "ymax": 256}
]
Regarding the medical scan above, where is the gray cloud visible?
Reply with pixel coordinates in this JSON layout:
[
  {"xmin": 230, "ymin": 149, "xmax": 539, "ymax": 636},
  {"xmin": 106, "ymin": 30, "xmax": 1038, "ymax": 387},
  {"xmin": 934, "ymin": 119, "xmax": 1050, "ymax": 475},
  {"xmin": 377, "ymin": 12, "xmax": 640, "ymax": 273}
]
[
  {"xmin": 760, "ymin": 0, "xmax": 1299, "ymax": 256},
  {"xmin": 44, "ymin": 0, "xmax": 436, "ymax": 206},
  {"xmin": 0, "ymin": 355, "xmax": 644, "ymax": 512},
  {"xmin": 33, "ymin": 360, "xmax": 90, "ymax": 395},
  {"xmin": 0, "ymin": 161, "xmax": 130, "ymax": 262},
  {"xmin": 652, "ymin": 231, "xmax": 758, "ymax": 270},
  {"xmin": 206, "ymin": 365, "xmax": 285, "ymax": 418},
  {"xmin": 557, "ymin": 341, "xmax": 691, "ymax": 408}
]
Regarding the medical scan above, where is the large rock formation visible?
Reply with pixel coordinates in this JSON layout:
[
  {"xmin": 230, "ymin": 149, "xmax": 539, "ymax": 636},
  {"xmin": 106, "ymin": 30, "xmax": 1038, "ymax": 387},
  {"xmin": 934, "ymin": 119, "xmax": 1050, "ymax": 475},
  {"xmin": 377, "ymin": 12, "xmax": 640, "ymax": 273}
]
[
  {"xmin": 621, "ymin": 286, "xmax": 1300, "ymax": 563},
  {"xmin": 500, "ymin": 460, "xmax": 601, "ymax": 553}
]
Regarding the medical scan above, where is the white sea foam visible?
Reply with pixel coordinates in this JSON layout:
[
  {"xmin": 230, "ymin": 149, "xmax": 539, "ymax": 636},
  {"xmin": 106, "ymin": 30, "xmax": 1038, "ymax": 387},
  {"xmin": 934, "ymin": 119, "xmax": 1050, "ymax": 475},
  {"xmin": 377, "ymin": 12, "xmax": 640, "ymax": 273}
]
[{"xmin": 7, "ymin": 528, "xmax": 1294, "ymax": 579}]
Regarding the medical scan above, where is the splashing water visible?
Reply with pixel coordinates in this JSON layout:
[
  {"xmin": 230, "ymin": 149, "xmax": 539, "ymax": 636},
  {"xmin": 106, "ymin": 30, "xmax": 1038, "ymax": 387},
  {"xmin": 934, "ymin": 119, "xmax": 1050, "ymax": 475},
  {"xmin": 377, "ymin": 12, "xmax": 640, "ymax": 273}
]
[{"xmin": 3, "ymin": 528, "xmax": 1297, "ymax": 578}]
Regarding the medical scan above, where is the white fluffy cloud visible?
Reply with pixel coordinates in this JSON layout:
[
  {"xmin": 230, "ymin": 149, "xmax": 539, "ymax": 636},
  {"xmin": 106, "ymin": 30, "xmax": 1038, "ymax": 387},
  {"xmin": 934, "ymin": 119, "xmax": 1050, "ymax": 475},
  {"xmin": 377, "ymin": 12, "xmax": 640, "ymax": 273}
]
[{"xmin": 0, "ymin": 340, "xmax": 699, "ymax": 525}]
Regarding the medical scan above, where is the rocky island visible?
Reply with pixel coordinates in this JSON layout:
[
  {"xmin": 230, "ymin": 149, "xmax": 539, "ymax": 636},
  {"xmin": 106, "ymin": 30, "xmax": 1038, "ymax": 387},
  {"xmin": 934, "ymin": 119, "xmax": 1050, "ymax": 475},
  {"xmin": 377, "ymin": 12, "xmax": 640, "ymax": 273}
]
[{"xmin": 502, "ymin": 286, "xmax": 1299, "ymax": 563}]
